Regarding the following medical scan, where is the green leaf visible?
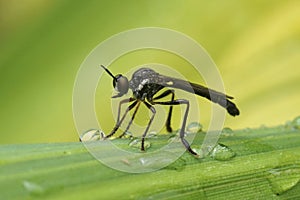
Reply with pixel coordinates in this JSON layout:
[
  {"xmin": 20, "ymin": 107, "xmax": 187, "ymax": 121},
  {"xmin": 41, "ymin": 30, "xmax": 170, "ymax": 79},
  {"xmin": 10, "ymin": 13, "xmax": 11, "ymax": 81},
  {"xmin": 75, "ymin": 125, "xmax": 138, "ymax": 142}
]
[{"xmin": 1, "ymin": 125, "xmax": 300, "ymax": 199}]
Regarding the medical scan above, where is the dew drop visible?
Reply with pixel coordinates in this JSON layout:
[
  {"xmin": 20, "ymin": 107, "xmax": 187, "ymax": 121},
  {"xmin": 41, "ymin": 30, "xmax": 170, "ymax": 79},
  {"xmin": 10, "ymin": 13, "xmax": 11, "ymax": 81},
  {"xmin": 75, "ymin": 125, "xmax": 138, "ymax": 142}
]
[
  {"xmin": 267, "ymin": 168, "xmax": 300, "ymax": 195},
  {"xmin": 168, "ymin": 135, "xmax": 180, "ymax": 143},
  {"xmin": 284, "ymin": 120, "xmax": 292, "ymax": 129},
  {"xmin": 139, "ymin": 157, "xmax": 162, "ymax": 167},
  {"xmin": 209, "ymin": 143, "xmax": 235, "ymax": 161},
  {"xmin": 186, "ymin": 122, "xmax": 203, "ymax": 134},
  {"xmin": 206, "ymin": 145, "xmax": 215, "ymax": 153},
  {"xmin": 23, "ymin": 181, "xmax": 45, "ymax": 195},
  {"xmin": 129, "ymin": 139, "xmax": 139, "ymax": 146},
  {"xmin": 80, "ymin": 129, "xmax": 104, "ymax": 141},
  {"xmin": 147, "ymin": 131, "xmax": 158, "ymax": 138},
  {"xmin": 221, "ymin": 127, "xmax": 234, "ymax": 136},
  {"xmin": 138, "ymin": 152, "xmax": 176, "ymax": 168},
  {"xmin": 191, "ymin": 146, "xmax": 205, "ymax": 158},
  {"xmin": 129, "ymin": 139, "xmax": 151, "ymax": 150},
  {"xmin": 291, "ymin": 116, "xmax": 300, "ymax": 130},
  {"xmin": 139, "ymin": 157, "xmax": 147, "ymax": 165},
  {"xmin": 122, "ymin": 131, "xmax": 133, "ymax": 139}
]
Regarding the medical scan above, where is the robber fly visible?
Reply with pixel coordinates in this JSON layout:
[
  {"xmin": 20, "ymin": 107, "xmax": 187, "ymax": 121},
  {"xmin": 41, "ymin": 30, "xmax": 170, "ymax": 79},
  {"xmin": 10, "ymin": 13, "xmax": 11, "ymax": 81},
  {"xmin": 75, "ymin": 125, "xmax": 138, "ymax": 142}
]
[{"xmin": 100, "ymin": 65, "xmax": 239, "ymax": 156}]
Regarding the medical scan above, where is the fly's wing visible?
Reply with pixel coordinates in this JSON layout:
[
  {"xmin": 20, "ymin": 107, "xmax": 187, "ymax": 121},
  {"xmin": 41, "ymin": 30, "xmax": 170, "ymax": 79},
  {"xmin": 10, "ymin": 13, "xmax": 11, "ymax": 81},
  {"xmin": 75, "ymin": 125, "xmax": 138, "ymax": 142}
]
[{"xmin": 158, "ymin": 75, "xmax": 240, "ymax": 116}]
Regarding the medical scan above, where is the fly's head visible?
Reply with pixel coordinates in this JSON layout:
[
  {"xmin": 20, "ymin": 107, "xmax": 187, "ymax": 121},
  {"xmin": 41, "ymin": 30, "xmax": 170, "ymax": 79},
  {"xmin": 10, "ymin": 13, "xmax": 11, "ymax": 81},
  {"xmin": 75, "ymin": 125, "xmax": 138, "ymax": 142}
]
[
  {"xmin": 112, "ymin": 74, "xmax": 129, "ymax": 98},
  {"xmin": 100, "ymin": 65, "xmax": 129, "ymax": 98}
]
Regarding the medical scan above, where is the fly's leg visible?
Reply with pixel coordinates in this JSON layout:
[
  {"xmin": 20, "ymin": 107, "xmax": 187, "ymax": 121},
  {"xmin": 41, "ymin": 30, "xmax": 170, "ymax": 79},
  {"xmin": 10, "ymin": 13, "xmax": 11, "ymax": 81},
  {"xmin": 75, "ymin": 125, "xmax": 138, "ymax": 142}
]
[
  {"xmin": 105, "ymin": 100, "xmax": 138, "ymax": 138},
  {"xmin": 141, "ymin": 101, "xmax": 156, "ymax": 151},
  {"xmin": 150, "ymin": 99, "xmax": 198, "ymax": 156},
  {"xmin": 153, "ymin": 89, "xmax": 175, "ymax": 132},
  {"xmin": 116, "ymin": 97, "xmax": 135, "ymax": 123},
  {"xmin": 119, "ymin": 102, "xmax": 141, "ymax": 138}
]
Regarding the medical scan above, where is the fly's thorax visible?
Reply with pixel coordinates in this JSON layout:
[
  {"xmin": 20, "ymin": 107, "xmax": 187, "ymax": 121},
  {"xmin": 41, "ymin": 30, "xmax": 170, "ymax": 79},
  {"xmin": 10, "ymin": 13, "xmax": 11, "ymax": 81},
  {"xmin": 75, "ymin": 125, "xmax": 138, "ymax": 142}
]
[{"xmin": 129, "ymin": 68, "xmax": 159, "ymax": 89}]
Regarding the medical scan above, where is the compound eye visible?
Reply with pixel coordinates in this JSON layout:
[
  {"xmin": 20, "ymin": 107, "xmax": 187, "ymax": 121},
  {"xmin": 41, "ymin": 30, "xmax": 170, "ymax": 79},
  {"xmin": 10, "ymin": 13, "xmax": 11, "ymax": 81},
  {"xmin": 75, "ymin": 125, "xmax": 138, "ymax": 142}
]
[
  {"xmin": 113, "ymin": 74, "xmax": 129, "ymax": 96},
  {"xmin": 116, "ymin": 76, "xmax": 129, "ymax": 94}
]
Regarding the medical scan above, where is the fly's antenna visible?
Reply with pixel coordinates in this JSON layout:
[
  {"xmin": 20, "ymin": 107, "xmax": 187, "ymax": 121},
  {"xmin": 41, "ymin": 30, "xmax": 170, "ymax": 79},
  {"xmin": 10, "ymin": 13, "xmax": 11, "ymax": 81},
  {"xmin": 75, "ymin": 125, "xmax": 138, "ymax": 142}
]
[{"xmin": 100, "ymin": 65, "xmax": 116, "ymax": 80}]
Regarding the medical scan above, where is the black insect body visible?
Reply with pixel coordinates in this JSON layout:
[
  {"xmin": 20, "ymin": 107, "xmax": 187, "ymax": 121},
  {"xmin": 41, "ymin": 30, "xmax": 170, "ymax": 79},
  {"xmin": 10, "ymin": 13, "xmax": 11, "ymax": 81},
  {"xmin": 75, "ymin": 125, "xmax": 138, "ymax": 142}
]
[{"xmin": 101, "ymin": 65, "xmax": 239, "ymax": 156}]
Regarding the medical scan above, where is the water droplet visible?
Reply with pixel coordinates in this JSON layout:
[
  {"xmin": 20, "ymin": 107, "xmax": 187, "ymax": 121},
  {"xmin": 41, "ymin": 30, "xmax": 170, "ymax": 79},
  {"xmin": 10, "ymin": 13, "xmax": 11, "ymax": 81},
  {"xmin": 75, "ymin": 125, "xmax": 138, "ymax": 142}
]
[
  {"xmin": 290, "ymin": 116, "xmax": 300, "ymax": 130},
  {"xmin": 137, "ymin": 151, "xmax": 178, "ymax": 168},
  {"xmin": 284, "ymin": 120, "xmax": 292, "ymax": 129},
  {"xmin": 221, "ymin": 127, "xmax": 234, "ymax": 136},
  {"xmin": 129, "ymin": 139, "xmax": 151, "ymax": 150},
  {"xmin": 122, "ymin": 131, "xmax": 133, "ymax": 139},
  {"xmin": 80, "ymin": 129, "xmax": 104, "ymax": 141},
  {"xmin": 168, "ymin": 135, "xmax": 180, "ymax": 143},
  {"xmin": 139, "ymin": 157, "xmax": 146, "ymax": 165},
  {"xmin": 267, "ymin": 168, "xmax": 300, "ymax": 195},
  {"xmin": 187, "ymin": 122, "xmax": 203, "ymax": 133},
  {"xmin": 209, "ymin": 143, "xmax": 235, "ymax": 161},
  {"xmin": 191, "ymin": 146, "xmax": 205, "ymax": 158},
  {"xmin": 23, "ymin": 181, "xmax": 45, "ymax": 195},
  {"xmin": 139, "ymin": 157, "xmax": 165, "ymax": 167},
  {"xmin": 206, "ymin": 145, "xmax": 215, "ymax": 153},
  {"xmin": 147, "ymin": 131, "xmax": 158, "ymax": 138}
]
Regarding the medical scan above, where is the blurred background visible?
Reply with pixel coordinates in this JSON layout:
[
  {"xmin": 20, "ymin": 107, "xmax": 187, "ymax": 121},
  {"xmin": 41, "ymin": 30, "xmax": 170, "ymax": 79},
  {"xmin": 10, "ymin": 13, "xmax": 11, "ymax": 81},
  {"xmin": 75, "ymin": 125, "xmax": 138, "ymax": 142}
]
[{"xmin": 0, "ymin": 0, "xmax": 299, "ymax": 144}]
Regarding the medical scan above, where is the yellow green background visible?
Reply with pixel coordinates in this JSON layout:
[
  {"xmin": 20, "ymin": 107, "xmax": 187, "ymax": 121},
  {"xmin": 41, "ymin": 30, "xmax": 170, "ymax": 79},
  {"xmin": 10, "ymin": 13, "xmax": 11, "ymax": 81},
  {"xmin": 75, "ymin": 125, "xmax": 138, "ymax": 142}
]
[{"xmin": 0, "ymin": 0, "xmax": 299, "ymax": 144}]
